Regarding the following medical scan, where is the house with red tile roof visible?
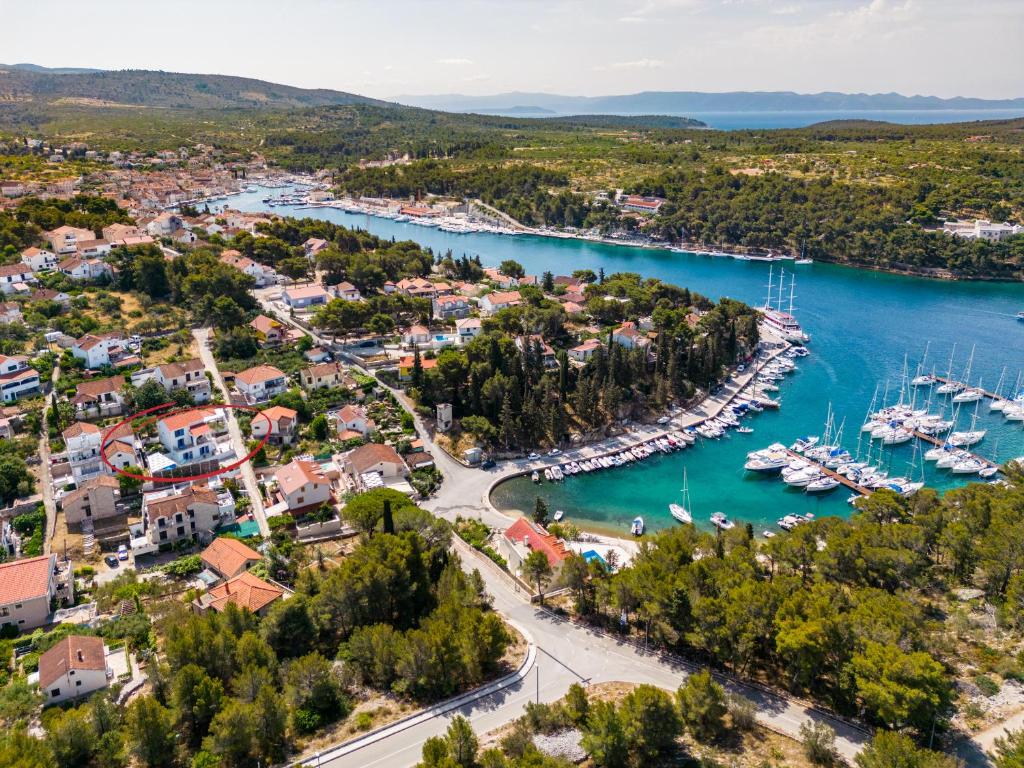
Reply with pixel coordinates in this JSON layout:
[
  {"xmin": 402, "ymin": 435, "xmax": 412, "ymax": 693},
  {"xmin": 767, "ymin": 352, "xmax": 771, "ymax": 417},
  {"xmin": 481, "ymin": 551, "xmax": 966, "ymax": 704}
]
[
  {"xmin": 61, "ymin": 476, "xmax": 121, "ymax": 528},
  {"xmin": 200, "ymin": 537, "xmax": 261, "ymax": 581},
  {"xmin": 72, "ymin": 376, "xmax": 126, "ymax": 420},
  {"xmin": 0, "ymin": 554, "xmax": 64, "ymax": 632},
  {"xmin": 137, "ymin": 485, "xmax": 223, "ymax": 551},
  {"xmin": 251, "ymin": 405, "xmax": 298, "ymax": 446},
  {"xmin": 0, "ymin": 262, "xmax": 37, "ymax": 294},
  {"xmin": 194, "ymin": 571, "xmax": 285, "ymax": 616},
  {"xmin": 156, "ymin": 408, "xmax": 223, "ymax": 465},
  {"xmin": 20, "ymin": 246, "xmax": 57, "ymax": 272},
  {"xmin": 344, "ymin": 443, "xmax": 407, "ymax": 488},
  {"xmin": 45, "ymin": 225, "xmax": 94, "ymax": 254},
  {"xmin": 282, "ymin": 284, "xmax": 329, "ymax": 310},
  {"xmin": 334, "ymin": 404, "xmax": 373, "ymax": 440},
  {"xmin": 274, "ymin": 459, "xmax": 332, "ymax": 513},
  {"xmin": 479, "ymin": 290, "xmax": 521, "ymax": 316},
  {"xmin": 234, "ymin": 365, "xmax": 288, "ymax": 403},
  {"xmin": 432, "ymin": 294, "xmax": 470, "ymax": 319},
  {"xmin": 612, "ymin": 321, "xmax": 649, "ymax": 350},
  {"xmin": 300, "ymin": 361, "xmax": 351, "ymax": 392},
  {"xmin": 498, "ymin": 518, "xmax": 571, "ymax": 575},
  {"xmin": 398, "ymin": 354, "xmax": 438, "ymax": 381},
  {"xmin": 38, "ymin": 635, "xmax": 110, "ymax": 704}
]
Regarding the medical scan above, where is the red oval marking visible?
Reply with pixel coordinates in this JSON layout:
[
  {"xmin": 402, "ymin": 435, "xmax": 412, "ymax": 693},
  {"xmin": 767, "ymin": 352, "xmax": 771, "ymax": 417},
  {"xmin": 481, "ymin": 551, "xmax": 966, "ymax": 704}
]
[{"xmin": 100, "ymin": 402, "xmax": 272, "ymax": 484}]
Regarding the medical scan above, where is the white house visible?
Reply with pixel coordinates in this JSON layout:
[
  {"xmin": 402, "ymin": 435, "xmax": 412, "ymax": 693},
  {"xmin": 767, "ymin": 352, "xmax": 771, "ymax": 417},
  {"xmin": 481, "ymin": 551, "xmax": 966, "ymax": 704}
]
[
  {"xmin": 612, "ymin": 321, "xmax": 649, "ymax": 350},
  {"xmin": 75, "ymin": 239, "xmax": 112, "ymax": 259},
  {"xmin": 220, "ymin": 251, "xmax": 278, "ymax": 287},
  {"xmin": 479, "ymin": 290, "xmax": 521, "ymax": 316},
  {"xmin": 345, "ymin": 443, "xmax": 407, "ymax": 486},
  {"xmin": 455, "ymin": 317, "xmax": 482, "ymax": 344},
  {"xmin": 0, "ymin": 263, "xmax": 38, "ymax": 294},
  {"xmin": 234, "ymin": 365, "xmax": 288, "ymax": 404},
  {"xmin": 156, "ymin": 408, "xmax": 225, "ymax": 466},
  {"xmin": 62, "ymin": 421, "xmax": 104, "ymax": 484},
  {"xmin": 72, "ymin": 376, "xmax": 126, "ymax": 420},
  {"xmin": 327, "ymin": 281, "xmax": 362, "ymax": 301},
  {"xmin": 274, "ymin": 459, "xmax": 332, "ymax": 513},
  {"xmin": 334, "ymin": 404, "xmax": 372, "ymax": 440},
  {"xmin": 153, "ymin": 358, "xmax": 211, "ymax": 403},
  {"xmin": 251, "ymin": 405, "xmax": 298, "ymax": 446},
  {"xmin": 20, "ymin": 247, "xmax": 58, "ymax": 272},
  {"xmin": 39, "ymin": 635, "xmax": 110, "ymax": 704},
  {"xmin": 282, "ymin": 284, "xmax": 329, "ymax": 309},
  {"xmin": 943, "ymin": 218, "xmax": 1024, "ymax": 242},
  {"xmin": 569, "ymin": 338, "xmax": 602, "ymax": 363},
  {"xmin": 72, "ymin": 332, "xmax": 126, "ymax": 369},
  {"xmin": 402, "ymin": 324, "xmax": 430, "ymax": 348},
  {"xmin": 0, "ymin": 355, "xmax": 41, "ymax": 402},
  {"xmin": 61, "ymin": 476, "xmax": 121, "ymax": 528},
  {"xmin": 59, "ymin": 257, "xmax": 113, "ymax": 281}
]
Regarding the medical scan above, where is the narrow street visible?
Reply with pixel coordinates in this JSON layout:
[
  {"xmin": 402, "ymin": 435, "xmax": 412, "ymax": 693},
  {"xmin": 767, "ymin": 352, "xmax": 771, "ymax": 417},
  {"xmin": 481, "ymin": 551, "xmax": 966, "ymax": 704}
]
[
  {"xmin": 193, "ymin": 328, "xmax": 270, "ymax": 537},
  {"xmin": 41, "ymin": 363, "xmax": 60, "ymax": 553}
]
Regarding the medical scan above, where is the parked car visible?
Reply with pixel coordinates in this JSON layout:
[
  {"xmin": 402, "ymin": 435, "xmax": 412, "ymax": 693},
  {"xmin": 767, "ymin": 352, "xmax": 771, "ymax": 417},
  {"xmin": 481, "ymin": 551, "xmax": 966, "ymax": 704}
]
[
  {"xmin": 117, "ymin": 545, "xmax": 129, "ymax": 561},
  {"xmin": 548, "ymin": 448, "xmax": 561, "ymax": 456},
  {"xmin": 527, "ymin": 452, "xmax": 541, "ymax": 460},
  {"xmin": 480, "ymin": 458, "xmax": 496, "ymax": 470},
  {"xmin": 104, "ymin": 555, "xmax": 119, "ymax": 568},
  {"xmin": 657, "ymin": 416, "xmax": 670, "ymax": 425}
]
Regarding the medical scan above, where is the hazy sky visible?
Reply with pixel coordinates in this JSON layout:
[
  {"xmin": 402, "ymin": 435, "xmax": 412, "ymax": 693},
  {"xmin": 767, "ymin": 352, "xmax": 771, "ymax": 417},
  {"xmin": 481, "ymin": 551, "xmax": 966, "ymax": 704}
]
[{"xmin": 2, "ymin": 0, "xmax": 1021, "ymax": 99}]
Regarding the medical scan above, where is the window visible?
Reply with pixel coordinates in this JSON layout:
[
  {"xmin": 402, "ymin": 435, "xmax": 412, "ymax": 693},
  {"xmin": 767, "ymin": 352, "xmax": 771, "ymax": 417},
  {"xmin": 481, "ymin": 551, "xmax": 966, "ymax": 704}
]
[
  {"xmin": 51, "ymin": 688, "xmax": 60, "ymax": 697},
  {"xmin": 76, "ymin": 680, "xmax": 81, "ymax": 687},
  {"xmin": 0, "ymin": 607, "xmax": 8, "ymax": 617},
  {"xmin": 14, "ymin": 603, "xmax": 21, "ymax": 609},
  {"xmin": 159, "ymin": 530, "xmax": 167, "ymax": 541}
]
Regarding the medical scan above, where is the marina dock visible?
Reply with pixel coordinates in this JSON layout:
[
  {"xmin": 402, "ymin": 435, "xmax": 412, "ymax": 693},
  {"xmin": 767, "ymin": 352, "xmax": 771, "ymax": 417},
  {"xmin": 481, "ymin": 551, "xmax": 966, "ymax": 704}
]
[
  {"xmin": 780, "ymin": 448, "xmax": 873, "ymax": 496},
  {"xmin": 932, "ymin": 376, "xmax": 1004, "ymax": 402},
  {"xmin": 910, "ymin": 430, "xmax": 998, "ymax": 469}
]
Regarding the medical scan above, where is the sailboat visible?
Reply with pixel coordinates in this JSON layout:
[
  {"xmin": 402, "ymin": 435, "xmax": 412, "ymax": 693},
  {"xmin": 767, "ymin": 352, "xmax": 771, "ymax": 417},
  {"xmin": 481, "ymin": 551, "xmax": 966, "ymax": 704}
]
[
  {"xmin": 669, "ymin": 469, "xmax": 693, "ymax": 524},
  {"xmin": 795, "ymin": 241, "xmax": 813, "ymax": 265}
]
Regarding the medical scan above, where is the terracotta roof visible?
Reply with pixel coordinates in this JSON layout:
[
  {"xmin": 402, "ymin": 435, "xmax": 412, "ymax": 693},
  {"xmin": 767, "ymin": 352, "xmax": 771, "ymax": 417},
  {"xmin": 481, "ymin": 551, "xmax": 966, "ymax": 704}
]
[
  {"xmin": 249, "ymin": 315, "xmax": 281, "ymax": 334},
  {"xmin": 38, "ymin": 635, "xmax": 105, "ymax": 689},
  {"xmin": 257, "ymin": 405, "xmax": 296, "ymax": 428},
  {"xmin": 63, "ymin": 421, "xmax": 101, "ymax": 440},
  {"xmin": 74, "ymin": 331, "xmax": 122, "ymax": 351},
  {"xmin": 157, "ymin": 358, "xmax": 204, "ymax": 378},
  {"xmin": 63, "ymin": 475, "xmax": 120, "ymax": 506},
  {"xmin": 235, "ymin": 365, "xmax": 285, "ymax": 386},
  {"xmin": 275, "ymin": 459, "xmax": 328, "ymax": 496},
  {"xmin": 486, "ymin": 290, "xmax": 521, "ymax": 305},
  {"xmin": 337, "ymin": 404, "xmax": 366, "ymax": 423},
  {"xmin": 201, "ymin": 537, "xmax": 261, "ymax": 578},
  {"xmin": 75, "ymin": 375, "xmax": 124, "ymax": 399},
  {"xmin": 504, "ymin": 518, "xmax": 570, "ymax": 567},
  {"xmin": 0, "ymin": 263, "xmax": 32, "ymax": 278},
  {"xmin": 204, "ymin": 571, "xmax": 283, "ymax": 614},
  {"xmin": 398, "ymin": 355, "xmax": 437, "ymax": 370},
  {"xmin": 158, "ymin": 407, "xmax": 217, "ymax": 433},
  {"xmin": 0, "ymin": 554, "xmax": 54, "ymax": 606},
  {"xmin": 304, "ymin": 362, "xmax": 341, "ymax": 379},
  {"xmin": 347, "ymin": 443, "xmax": 404, "ymax": 474},
  {"xmin": 284, "ymin": 285, "xmax": 328, "ymax": 300}
]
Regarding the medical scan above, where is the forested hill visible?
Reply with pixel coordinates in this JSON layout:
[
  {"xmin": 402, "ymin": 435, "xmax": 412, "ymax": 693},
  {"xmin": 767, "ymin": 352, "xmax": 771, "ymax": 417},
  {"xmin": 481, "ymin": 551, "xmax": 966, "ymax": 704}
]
[{"xmin": 0, "ymin": 66, "xmax": 390, "ymax": 110}]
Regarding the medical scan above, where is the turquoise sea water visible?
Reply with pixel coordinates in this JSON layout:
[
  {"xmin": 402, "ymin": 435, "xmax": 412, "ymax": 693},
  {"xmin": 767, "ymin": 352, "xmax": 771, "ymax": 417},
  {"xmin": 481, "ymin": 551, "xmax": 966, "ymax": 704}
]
[{"xmin": 233, "ymin": 187, "xmax": 1024, "ymax": 535}]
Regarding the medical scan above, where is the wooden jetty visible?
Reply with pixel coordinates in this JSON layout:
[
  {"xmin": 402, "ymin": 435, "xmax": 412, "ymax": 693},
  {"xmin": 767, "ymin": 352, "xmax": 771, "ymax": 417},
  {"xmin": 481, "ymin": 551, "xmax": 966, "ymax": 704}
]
[
  {"xmin": 932, "ymin": 376, "xmax": 1003, "ymax": 402},
  {"xmin": 781, "ymin": 448, "xmax": 872, "ymax": 496},
  {"xmin": 909, "ymin": 430, "xmax": 998, "ymax": 469}
]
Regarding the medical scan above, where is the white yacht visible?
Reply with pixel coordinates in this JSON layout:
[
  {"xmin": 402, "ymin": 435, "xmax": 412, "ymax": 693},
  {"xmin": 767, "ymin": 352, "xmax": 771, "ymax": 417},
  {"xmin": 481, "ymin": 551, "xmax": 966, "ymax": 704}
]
[
  {"xmin": 631, "ymin": 516, "xmax": 645, "ymax": 536},
  {"xmin": 710, "ymin": 512, "xmax": 735, "ymax": 530},
  {"xmin": 669, "ymin": 469, "xmax": 693, "ymax": 524}
]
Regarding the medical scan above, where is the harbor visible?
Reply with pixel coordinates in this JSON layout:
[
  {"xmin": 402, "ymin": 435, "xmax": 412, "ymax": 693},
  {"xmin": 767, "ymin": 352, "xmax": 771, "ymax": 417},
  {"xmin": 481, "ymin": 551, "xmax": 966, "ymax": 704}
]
[{"xmin": 233, "ymin": 184, "xmax": 1024, "ymax": 534}]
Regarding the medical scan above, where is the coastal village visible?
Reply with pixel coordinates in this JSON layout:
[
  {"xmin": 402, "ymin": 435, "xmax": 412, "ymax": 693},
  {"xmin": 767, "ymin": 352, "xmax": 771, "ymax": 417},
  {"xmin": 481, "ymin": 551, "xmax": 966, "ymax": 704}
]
[{"xmin": 0, "ymin": 129, "xmax": 1023, "ymax": 768}]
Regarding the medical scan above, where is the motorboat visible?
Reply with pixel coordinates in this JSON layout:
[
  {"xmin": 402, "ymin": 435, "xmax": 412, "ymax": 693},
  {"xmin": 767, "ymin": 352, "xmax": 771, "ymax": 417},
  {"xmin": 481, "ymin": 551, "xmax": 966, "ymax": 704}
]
[
  {"xmin": 949, "ymin": 430, "xmax": 986, "ymax": 447},
  {"xmin": 951, "ymin": 457, "xmax": 987, "ymax": 474},
  {"xmin": 805, "ymin": 476, "xmax": 840, "ymax": 493},
  {"xmin": 532, "ymin": 471, "xmax": 540, "ymax": 483},
  {"xmin": 710, "ymin": 512, "xmax": 735, "ymax": 530},
  {"xmin": 736, "ymin": 426, "xmax": 754, "ymax": 434},
  {"xmin": 631, "ymin": 516, "xmax": 645, "ymax": 536},
  {"xmin": 553, "ymin": 510, "xmax": 564, "ymax": 522}
]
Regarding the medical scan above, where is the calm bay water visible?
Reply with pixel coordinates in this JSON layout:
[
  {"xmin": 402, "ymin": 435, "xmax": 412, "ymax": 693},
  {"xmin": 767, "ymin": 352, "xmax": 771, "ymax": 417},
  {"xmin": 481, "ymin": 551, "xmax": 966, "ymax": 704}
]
[{"xmin": 234, "ymin": 187, "xmax": 1024, "ymax": 535}]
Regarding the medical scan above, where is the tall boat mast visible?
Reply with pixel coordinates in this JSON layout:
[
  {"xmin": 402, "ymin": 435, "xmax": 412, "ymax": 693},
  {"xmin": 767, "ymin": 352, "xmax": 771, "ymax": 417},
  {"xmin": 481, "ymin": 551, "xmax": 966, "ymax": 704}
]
[
  {"xmin": 764, "ymin": 265, "xmax": 774, "ymax": 310},
  {"xmin": 788, "ymin": 273, "xmax": 797, "ymax": 315}
]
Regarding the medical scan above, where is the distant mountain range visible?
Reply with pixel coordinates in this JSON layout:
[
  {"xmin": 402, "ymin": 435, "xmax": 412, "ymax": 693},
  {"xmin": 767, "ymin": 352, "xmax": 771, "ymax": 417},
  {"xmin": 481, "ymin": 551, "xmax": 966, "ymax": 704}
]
[
  {"xmin": 393, "ymin": 90, "xmax": 1024, "ymax": 116},
  {"xmin": 0, "ymin": 65, "xmax": 387, "ymax": 110}
]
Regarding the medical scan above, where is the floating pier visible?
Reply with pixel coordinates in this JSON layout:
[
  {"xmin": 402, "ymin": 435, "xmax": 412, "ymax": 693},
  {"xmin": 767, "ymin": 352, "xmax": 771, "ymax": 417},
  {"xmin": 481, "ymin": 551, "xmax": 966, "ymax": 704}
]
[
  {"xmin": 932, "ymin": 376, "xmax": 1003, "ymax": 402},
  {"xmin": 781, "ymin": 448, "xmax": 873, "ymax": 496},
  {"xmin": 909, "ymin": 430, "xmax": 998, "ymax": 469}
]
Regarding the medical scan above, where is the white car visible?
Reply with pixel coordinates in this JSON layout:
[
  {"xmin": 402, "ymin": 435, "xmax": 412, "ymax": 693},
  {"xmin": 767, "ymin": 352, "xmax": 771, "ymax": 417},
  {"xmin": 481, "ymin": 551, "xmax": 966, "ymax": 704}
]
[
  {"xmin": 548, "ymin": 448, "xmax": 561, "ymax": 456},
  {"xmin": 657, "ymin": 416, "xmax": 671, "ymax": 425},
  {"xmin": 117, "ymin": 544, "xmax": 129, "ymax": 561},
  {"xmin": 527, "ymin": 453, "xmax": 541, "ymax": 460}
]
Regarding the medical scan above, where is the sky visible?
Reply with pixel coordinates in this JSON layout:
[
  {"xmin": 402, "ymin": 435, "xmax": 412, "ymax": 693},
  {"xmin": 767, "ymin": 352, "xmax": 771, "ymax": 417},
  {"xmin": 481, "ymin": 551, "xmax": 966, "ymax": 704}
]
[{"xmin": 1, "ymin": 0, "xmax": 1022, "ymax": 99}]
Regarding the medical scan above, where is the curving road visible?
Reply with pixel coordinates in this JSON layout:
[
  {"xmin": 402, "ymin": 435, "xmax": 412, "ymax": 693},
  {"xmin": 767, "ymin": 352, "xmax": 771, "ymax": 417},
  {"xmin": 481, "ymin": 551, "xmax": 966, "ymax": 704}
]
[{"xmin": 305, "ymin": 537, "xmax": 870, "ymax": 767}]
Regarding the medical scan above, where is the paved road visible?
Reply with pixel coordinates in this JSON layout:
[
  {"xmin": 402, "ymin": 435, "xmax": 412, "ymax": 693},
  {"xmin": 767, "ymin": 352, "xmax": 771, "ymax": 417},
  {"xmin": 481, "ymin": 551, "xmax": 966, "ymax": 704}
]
[
  {"xmin": 41, "ymin": 364, "xmax": 61, "ymax": 554},
  {"xmin": 309, "ymin": 539, "xmax": 869, "ymax": 768},
  {"xmin": 193, "ymin": 328, "xmax": 269, "ymax": 537}
]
